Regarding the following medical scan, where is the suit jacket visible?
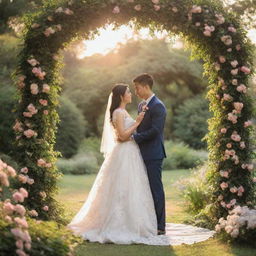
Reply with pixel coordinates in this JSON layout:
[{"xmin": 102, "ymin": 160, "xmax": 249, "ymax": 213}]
[{"xmin": 134, "ymin": 95, "xmax": 167, "ymax": 160}]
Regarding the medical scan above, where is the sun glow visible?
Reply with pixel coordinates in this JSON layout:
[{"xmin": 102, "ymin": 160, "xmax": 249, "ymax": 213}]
[
  {"xmin": 77, "ymin": 24, "xmax": 256, "ymax": 59},
  {"xmin": 77, "ymin": 24, "xmax": 168, "ymax": 58}
]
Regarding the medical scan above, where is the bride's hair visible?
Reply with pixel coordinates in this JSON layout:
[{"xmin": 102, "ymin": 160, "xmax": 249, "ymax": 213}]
[{"xmin": 110, "ymin": 84, "xmax": 129, "ymax": 122}]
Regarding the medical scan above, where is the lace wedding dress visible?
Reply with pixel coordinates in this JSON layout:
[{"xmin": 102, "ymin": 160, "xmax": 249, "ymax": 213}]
[{"xmin": 67, "ymin": 110, "xmax": 215, "ymax": 245}]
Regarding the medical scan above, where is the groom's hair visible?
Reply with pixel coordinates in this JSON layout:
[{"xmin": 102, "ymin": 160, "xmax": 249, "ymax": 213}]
[{"xmin": 133, "ymin": 73, "xmax": 153, "ymax": 89}]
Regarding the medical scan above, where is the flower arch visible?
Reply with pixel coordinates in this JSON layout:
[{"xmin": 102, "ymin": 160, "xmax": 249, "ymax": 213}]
[{"xmin": 13, "ymin": 0, "xmax": 255, "ymax": 240}]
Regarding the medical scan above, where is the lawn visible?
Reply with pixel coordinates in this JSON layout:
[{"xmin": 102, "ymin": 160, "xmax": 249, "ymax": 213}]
[{"xmin": 56, "ymin": 170, "xmax": 256, "ymax": 256}]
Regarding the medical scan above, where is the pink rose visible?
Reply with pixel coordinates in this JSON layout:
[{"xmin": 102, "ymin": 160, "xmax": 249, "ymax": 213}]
[
  {"xmin": 13, "ymin": 192, "xmax": 25, "ymax": 203},
  {"xmin": 240, "ymin": 141, "xmax": 245, "ymax": 149},
  {"xmin": 28, "ymin": 210, "xmax": 38, "ymax": 217},
  {"xmin": 20, "ymin": 167, "xmax": 28, "ymax": 174},
  {"xmin": 15, "ymin": 240, "xmax": 23, "ymax": 249},
  {"xmin": 152, "ymin": 0, "xmax": 159, "ymax": 4},
  {"xmin": 3, "ymin": 202, "xmax": 15, "ymax": 215},
  {"xmin": 240, "ymin": 66, "xmax": 250, "ymax": 74},
  {"xmin": 220, "ymin": 170, "xmax": 229, "ymax": 178},
  {"xmin": 44, "ymin": 27, "xmax": 55, "ymax": 37},
  {"xmin": 236, "ymin": 84, "xmax": 247, "ymax": 93},
  {"xmin": 220, "ymin": 201, "xmax": 226, "ymax": 207},
  {"xmin": 230, "ymin": 60, "xmax": 238, "ymax": 67},
  {"xmin": 203, "ymin": 30, "xmax": 211, "ymax": 37},
  {"xmin": 220, "ymin": 182, "xmax": 228, "ymax": 190},
  {"xmin": 244, "ymin": 120, "xmax": 252, "ymax": 127},
  {"xmin": 6, "ymin": 166, "xmax": 16, "ymax": 177},
  {"xmin": 37, "ymin": 159, "xmax": 46, "ymax": 167},
  {"xmin": 13, "ymin": 120, "xmax": 23, "ymax": 132},
  {"xmin": 15, "ymin": 204, "xmax": 26, "ymax": 216},
  {"xmin": 231, "ymin": 69, "xmax": 238, "ymax": 75},
  {"xmin": 253, "ymin": 177, "xmax": 256, "ymax": 183},
  {"xmin": 23, "ymin": 129, "xmax": 37, "ymax": 138},
  {"xmin": 18, "ymin": 174, "xmax": 28, "ymax": 184},
  {"xmin": 23, "ymin": 112, "xmax": 33, "ymax": 118},
  {"xmin": 43, "ymin": 110, "xmax": 49, "ymax": 115},
  {"xmin": 215, "ymin": 14, "xmax": 225, "ymax": 24},
  {"xmin": 218, "ymin": 195, "xmax": 224, "ymax": 201},
  {"xmin": 233, "ymin": 102, "xmax": 243, "ymax": 113},
  {"xmin": 232, "ymin": 79, "xmax": 238, "ymax": 85},
  {"xmin": 14, "ymin": 217, "xmax": 28, "ymax": 228},
  {"xmin": 219, "ymin": 56, "xmax": 226, "ymax": 63},
  {"xmin": 230, "ymin": 186, "xmax": 238, "ymax": 193},
  {"xmin": 42, "ymin": 205, "xmax": 49, "ymax": 211},
  {"xmin": 56, "ymin": 24, "xmax": 62, "ymax": 31},
  {"xmin": 226, "ymin": 143, "xmax": 232, "ymax": 149},
  {"xmin": 231, "ymin": 131, "xmax": 241, "ymax": 142},
  {"xmin": 220, "ymin": 128, "xmax": 227, "ymax": 134},
  {"xmin": 221, "ymin": 35, "xmax": 232, "ymax": 45},
  {"xmin": 39, "ymin": 99, "xmax": 48, "ymax": 106},
  {"xmin": 42, "ymin": 84, "xmax": 50, "ymax": 93},
  {"xmin": 195, "ymin": 22, "xmax": 200, "ymax": 26},
  {"xmin": 228, "ymin": 26, "xmax": 236, "ymax": 33},
  {"xmin": 30, "ymin": 83, "xmax": 39, "ymax": 95},
  {"xmin": 16, "ymin": 249, "xmax": 26, "ymax": 256},
  {"xmin": 27, "ymin": 178, "xmax": 34, "ymax": 185},
  {"xmin": 223, "ymin": 93, "xmax": 233, "ymax": 101},
  {"xmin": 236, "ymin": 44, "xmax": 241, "ymax": 51},
  {"xmin": 19, "ymin": 188, "xmax": 28, "ymax": 198}
]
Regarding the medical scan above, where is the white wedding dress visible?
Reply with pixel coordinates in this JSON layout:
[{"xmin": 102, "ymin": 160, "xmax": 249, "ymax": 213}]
[{"xmin": 67, "ymin": 110, "xmax": 215, "ymax": 245}]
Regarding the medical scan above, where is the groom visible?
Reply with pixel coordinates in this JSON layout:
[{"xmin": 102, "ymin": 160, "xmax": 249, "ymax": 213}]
[{"xmin": 132, "ymin": 73, "xmax": 167, "ymax": 235}]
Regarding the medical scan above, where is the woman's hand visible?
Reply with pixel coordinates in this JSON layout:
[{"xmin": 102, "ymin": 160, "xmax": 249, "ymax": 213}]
[{"xmin": 136, "ymin": 112, "xmax": 145, "ymax": 124}]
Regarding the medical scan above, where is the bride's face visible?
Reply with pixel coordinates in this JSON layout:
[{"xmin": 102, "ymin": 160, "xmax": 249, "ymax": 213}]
[{"xmin": 121, "ymin": 87, "xmax": 132, "ymax": 104}]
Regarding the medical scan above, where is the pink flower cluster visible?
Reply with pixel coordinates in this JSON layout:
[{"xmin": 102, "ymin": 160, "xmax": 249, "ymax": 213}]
[
  {"xmin": 32, "ymin": 67, "xmax": 46, "ymax": 80},
  {"xmin": 215, "ymin": 206, "xmax": 256, "ymax": 238},
  {"xmin": 13, "ymin": 120, "xmax": 24, "ymax": 132},
  {"xmin": 241, "ymin": 163, "xmax": 254, "ymax": 172},
  {"xmin": 0, "ymin": 160, "xmax": 32, "ymax": 255},
  {"xmin": 23, "ymin": 129, "xmax": 37, "ymax": 139},
  {"xmin": 18, "ymin": 174, "xmax": 34, "ymax": 185},
  {"xmin": 30, "ymin": 83, "xmax": 39, "ymax": 95},
  {"xmin": 203, "ymin": 25, "xmax": 215, "ymax": 37},
  {"xmin": 23, "ymin": 104, "xmax": 38, "ymax": 118},
  {"xmin": 55, "ymin": 7, "xmax": 74, "ymax": 15},
  {"xmin": 236, "ymin": 84, "xmax": 247, "ymax": 93},
  {"xmin": 37, "ymin": 159, "xmax": 52, "ymax": 168}
]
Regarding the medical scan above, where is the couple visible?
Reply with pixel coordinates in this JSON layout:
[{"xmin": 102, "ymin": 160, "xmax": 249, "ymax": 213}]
[{"xmin": 67, "ymin": 73, "xmax": 169, "ymax": 245}]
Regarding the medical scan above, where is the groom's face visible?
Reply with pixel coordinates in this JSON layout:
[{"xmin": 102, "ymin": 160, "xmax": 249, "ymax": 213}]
[{"xmin": 134, "ymin": 82, "xmax": 146, "ymax": 99}]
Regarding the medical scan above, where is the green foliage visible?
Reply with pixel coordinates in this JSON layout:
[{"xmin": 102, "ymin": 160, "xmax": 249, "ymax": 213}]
[
  {"xmin": 55, "ymin": 96, "xmax": 87, "ymax": 158},
  {"xmin": 0, "ymin": 211, "xmax": 81, "ymax": 256},
  {"xmin": 0, "ymin": 85, "xmax": 17, "ymax": 155},
  {"xmin": 163, "ymin": 140, "xmax": 208, "ymax": 170},
  {"xmin": 57, "ymin": 137, "xmax": 103, "ymax": 174},
  {"xmin": 173, "ymin": 94, "xmax": 212, "ymax": 149}
]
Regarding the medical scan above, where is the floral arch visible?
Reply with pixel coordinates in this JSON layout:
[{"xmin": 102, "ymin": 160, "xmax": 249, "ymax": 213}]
[{"xmin": 13, "ymin": 0, "xmax": 255, "ymax": 240}]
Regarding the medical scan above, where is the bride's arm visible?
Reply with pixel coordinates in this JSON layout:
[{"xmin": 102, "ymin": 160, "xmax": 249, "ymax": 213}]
[{"xmin": 114, "ymin": 110, "xmax": 145, "ymax": 141}]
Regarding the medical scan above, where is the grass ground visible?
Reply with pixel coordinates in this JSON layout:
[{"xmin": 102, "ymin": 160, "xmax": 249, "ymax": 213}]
[{"xmin": 56, "ymin": 170, "xmax": 256, "ymax": 256}]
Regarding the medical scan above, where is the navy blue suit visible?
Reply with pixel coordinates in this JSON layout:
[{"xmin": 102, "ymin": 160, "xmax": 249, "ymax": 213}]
[{"xmin": 133, "ymin": 95, "xmax": 166, "ymax": 231}]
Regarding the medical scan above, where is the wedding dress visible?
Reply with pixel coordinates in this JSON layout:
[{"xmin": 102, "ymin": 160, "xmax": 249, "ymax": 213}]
[{"xmin": 67, "ymin": 109, "xmax": 215, "ymax": 245}]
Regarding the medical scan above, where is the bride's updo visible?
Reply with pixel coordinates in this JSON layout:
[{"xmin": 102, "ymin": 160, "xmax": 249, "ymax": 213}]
[{"xmin": 110, "ymin": 84, "xmax": 129, "ymax": 122}]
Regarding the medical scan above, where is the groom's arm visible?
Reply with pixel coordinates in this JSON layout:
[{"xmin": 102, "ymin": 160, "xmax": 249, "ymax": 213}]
[{"xmin": 133, "ymin": 103, "xmax": 166, "ymax": 144}]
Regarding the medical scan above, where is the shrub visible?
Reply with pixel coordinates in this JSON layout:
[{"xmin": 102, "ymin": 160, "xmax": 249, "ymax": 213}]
[
  {"xmin": 57, "ymin": 153, "xmax": 99, "ymax": 175},
  {"xmin": 55, "ymin": 96, "xmax": 87, "ymax": 158},
  {"xmin": 163, "ymin": 140, "xmax": 208, "ymax": 170},
  {"xmin": 173, "ymin": 95, "xmax": 211, "ymax": 149}
]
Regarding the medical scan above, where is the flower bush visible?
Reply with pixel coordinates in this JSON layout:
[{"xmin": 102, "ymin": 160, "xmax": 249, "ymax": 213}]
[
  {"xmin": 12, "ymin": 0, "xmax": 255, "ymax": 243},
  {"xmin": 0, "ymin": 159, "xmax": 80, "ymax": 256}
]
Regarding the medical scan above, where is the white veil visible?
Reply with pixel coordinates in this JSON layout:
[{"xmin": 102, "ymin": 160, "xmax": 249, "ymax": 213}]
[{"xmin": 100, "ymin": 93, "xmax": 116, "ymax": 158}]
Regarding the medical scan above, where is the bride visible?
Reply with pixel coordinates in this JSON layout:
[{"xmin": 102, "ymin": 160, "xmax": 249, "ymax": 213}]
[{"xmin": 67, "ymin": 83, "xmax": 165, "ymax": 245}]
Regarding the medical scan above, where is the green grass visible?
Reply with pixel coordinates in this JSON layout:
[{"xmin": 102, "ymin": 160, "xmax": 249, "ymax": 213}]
[{"xmin": 56, "ymin": 170, "xmax": 256, "ymax": 256}]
